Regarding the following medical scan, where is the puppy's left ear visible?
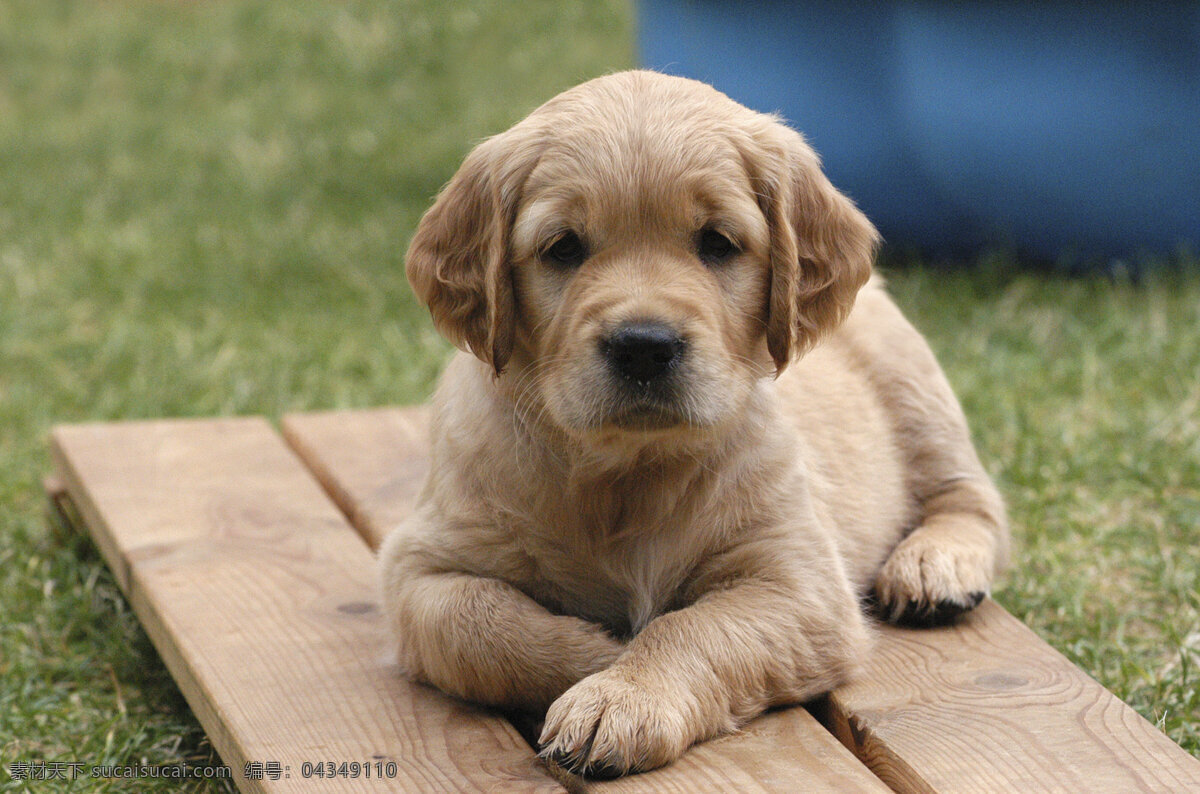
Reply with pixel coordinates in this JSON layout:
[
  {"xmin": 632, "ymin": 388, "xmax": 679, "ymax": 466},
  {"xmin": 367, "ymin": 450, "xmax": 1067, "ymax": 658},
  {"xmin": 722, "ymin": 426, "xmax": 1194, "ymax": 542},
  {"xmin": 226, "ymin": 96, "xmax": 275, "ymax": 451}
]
[
  {"xmin": 406, "ymin": 130, "xmax": 541, "ymax": 374},
  {"xmin": 747, "ymin": 122, "xmax": 879, "ymax": 373}
]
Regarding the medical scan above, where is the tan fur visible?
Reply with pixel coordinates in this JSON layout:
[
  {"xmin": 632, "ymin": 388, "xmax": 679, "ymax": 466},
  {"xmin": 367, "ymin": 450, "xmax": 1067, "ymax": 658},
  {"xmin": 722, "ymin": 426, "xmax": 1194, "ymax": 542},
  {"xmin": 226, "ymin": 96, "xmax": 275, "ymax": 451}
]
[{"xmin": 381, "ymin": 71, "xmax": 1008, "ymax": 776}]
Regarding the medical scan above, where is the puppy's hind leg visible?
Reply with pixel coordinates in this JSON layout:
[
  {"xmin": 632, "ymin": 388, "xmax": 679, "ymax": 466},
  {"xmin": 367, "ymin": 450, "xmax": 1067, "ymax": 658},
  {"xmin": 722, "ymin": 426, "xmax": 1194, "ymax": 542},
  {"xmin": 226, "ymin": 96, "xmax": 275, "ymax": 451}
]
[{"xmin": 856, "ymin": 290, "xmax": 1009, "ymax": 626}]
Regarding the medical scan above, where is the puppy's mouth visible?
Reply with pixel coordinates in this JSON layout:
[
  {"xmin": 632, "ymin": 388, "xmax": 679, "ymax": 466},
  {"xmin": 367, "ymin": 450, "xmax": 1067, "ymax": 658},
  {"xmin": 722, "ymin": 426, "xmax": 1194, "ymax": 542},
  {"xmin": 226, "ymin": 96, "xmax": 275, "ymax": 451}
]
[{"xmin": 605, "ymin": 403, "xmax": 686, "ymax": 431}]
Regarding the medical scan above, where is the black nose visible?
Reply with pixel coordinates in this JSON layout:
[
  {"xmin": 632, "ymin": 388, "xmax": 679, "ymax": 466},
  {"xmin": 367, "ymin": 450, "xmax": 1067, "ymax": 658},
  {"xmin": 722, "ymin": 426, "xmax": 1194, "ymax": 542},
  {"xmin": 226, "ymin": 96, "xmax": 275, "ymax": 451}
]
[{"xmin": 602, "ymin": 322, "xmax": 685, "ymax": 384}]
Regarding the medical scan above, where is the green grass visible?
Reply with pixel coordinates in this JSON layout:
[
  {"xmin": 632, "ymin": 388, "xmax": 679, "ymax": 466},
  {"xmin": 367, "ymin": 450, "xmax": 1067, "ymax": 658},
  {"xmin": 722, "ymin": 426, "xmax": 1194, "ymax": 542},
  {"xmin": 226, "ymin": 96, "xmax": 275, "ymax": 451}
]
[{"xmin": 1, "ymin": 1, "xmax": 1196, "ymax": 789}]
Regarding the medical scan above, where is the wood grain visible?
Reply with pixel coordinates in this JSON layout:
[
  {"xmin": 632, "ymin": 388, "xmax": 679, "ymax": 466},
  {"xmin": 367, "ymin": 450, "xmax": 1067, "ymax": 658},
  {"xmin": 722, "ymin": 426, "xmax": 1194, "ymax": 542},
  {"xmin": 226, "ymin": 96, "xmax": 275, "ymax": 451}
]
[
  {"xmin": 824, "ymin": 598, "xmax": 1200, "ymax": 793},
  {"xmin": 51, "ymin": 418, "xmax": 563, "ymax": 794},
  {"xmin": 282, "ymin": 406, "xmax": 890, "ymax": 793}
]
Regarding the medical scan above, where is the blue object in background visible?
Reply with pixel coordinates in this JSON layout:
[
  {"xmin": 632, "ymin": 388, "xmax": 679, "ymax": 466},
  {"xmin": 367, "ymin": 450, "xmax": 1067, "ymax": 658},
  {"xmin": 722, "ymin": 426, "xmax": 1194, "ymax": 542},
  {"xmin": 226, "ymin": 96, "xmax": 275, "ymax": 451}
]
[{"xmin": 639, "ymin": 0, "xmax": 1200, "ymax": 261}]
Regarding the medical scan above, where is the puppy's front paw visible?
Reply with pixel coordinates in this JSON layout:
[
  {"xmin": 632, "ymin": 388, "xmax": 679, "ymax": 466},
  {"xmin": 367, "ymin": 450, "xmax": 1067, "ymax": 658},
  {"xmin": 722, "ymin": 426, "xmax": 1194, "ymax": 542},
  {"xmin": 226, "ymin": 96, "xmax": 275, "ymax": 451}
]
[
  {"xmin": 875, "ymin": 525, "xmax": 992, "ymax": 626},
  {"xmin": 538, "ymin": 668, "xmax": 692, "ymax": 778}
]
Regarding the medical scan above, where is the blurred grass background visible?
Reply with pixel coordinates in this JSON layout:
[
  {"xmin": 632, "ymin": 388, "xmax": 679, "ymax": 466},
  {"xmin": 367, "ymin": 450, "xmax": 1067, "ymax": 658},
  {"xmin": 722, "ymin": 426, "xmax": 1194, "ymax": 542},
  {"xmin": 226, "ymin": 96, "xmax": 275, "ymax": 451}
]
[{"xmin": 1, "ymin": 0, "xmax": 1196, "ymax": 789}]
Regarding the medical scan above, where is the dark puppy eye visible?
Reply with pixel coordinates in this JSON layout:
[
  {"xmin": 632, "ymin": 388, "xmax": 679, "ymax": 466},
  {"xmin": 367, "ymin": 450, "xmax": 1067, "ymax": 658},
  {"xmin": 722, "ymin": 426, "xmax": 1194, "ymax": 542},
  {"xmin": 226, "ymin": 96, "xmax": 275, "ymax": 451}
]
[
  {"xmin": 697, "ymin": 228, "xmax": 737, "ymax": 265},
  {"xmin": 543, "ymin": 231, "xmax": 587, "ymax": 267}
]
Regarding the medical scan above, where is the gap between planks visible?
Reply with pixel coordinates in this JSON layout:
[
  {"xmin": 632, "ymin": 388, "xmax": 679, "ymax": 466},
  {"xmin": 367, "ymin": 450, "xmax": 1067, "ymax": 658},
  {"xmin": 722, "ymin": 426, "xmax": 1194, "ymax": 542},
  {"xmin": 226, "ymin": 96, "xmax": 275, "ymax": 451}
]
[{"xmin": 282, "ymin": 405, "xmax": 1200, "ymax": 794}]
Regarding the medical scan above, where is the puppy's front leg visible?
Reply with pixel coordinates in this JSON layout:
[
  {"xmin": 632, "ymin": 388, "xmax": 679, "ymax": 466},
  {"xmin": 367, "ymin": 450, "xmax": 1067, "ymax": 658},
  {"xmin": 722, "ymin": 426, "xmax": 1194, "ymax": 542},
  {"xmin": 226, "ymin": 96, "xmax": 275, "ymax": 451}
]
[
  {"xmin": 538, "ymin": 539, "xmax": 870, "ymax": 777},
  {"xmin": 381, "ymin": 533, "xmax": 624, "ymax": 712}
]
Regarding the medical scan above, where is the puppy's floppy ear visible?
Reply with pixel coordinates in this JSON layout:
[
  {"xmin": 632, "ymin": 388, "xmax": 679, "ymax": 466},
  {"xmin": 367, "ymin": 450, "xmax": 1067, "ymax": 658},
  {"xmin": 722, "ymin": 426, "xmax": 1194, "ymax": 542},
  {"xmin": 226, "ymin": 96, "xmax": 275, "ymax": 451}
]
[
  {"xmin": 745, "ymin": 121, "xmax": 879, "ymax": 373},
  {"xmin": 406, "ymin": 131, "xmax": 541, "ymax": 374}
]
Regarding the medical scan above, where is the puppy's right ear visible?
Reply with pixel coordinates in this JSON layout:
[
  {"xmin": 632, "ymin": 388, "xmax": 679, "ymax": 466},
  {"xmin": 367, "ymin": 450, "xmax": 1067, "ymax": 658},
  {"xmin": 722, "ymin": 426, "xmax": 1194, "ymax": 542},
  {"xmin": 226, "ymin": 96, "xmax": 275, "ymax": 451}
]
[{"xmin": 405, "ymin": 132, "xmax": 540, "ymax": 374}]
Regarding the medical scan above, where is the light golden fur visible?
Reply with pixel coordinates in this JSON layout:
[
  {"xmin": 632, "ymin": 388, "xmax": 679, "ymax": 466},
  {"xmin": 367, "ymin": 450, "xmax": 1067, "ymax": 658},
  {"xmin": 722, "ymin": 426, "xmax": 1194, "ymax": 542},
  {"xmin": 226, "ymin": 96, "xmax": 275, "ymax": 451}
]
[{"xmin": 381, "ymin": 71, "xmax": 1008, "ymax": 777}]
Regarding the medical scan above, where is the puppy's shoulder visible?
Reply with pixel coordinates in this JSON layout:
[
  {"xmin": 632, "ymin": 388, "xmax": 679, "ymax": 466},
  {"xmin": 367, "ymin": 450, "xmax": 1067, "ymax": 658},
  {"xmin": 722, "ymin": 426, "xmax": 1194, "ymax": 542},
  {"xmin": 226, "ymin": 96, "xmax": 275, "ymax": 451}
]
[
  {"xmin": 842, "ymin": 274, "xmax": 906, "ymax": 329},
  {"xmin": 831, "ymin": 275, "xmax": 931, "ymax": 365},
  {"xmin": 778, "ymin": 274, "xmax": 938, "ymax": 415},
  {"xmin": 425, "ymin": 352, "xmax": 525, "ymax": 489},
  {"xmin": 431, "ymin": 353, "xmax": 497, "ymax": 426}
]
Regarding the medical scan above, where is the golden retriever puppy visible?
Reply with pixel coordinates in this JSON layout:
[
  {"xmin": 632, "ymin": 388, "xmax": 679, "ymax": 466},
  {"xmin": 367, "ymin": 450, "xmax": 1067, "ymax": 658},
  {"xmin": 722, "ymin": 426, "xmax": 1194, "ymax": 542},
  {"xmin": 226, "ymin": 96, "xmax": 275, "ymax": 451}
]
[{"xmin": 380, "ymin": 70, "xmax": 1008, "ymax": 777}]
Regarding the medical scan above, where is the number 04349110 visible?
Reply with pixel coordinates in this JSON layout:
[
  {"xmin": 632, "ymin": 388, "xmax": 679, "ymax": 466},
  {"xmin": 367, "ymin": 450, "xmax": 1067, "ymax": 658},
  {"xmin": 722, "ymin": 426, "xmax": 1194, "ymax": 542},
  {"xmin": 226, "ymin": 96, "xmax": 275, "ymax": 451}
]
[{"xmin": 299, "ymin": 761, "xmax": 398, "ymax": 779}]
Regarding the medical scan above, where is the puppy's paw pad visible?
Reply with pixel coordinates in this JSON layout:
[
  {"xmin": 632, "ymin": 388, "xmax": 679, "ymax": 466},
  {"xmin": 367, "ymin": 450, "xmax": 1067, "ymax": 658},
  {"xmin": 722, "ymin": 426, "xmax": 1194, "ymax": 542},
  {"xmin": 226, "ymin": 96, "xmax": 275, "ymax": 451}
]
[
  {"xmin": 885, "ymin": 591, "xmax": 986, "ymax": 627},
  {"xmin": 538, "ymin": 670, "xmax": 689, "ymax": 778}
]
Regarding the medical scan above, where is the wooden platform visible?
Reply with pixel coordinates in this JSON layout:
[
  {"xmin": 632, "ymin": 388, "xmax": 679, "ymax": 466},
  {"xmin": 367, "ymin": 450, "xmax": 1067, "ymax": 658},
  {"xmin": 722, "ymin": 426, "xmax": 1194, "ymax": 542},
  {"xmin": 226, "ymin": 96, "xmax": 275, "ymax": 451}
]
[{"xmin": 49, "ymin": 407, "xmax": 1200, "ymax": 793}]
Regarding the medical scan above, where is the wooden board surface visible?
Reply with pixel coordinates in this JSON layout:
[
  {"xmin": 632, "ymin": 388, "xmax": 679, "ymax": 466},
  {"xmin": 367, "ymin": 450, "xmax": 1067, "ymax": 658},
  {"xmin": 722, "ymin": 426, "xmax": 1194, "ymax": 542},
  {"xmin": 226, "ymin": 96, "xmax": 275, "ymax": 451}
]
[
  {"xmin": 281, "ymin": 407, "xmax": 427, "ymax": 551},
  {"xmin": 51, "ymin": 418, "xmax": 563, "ymax": 794},
  {"xmin": 282, "ymin": 405, "xmax": 1200, "ymax": 793},
  {"xmin": 826, "ymin": 599, "xmax": 1200, "ymax": 793},
  {"xmin": 592, "ymin": 707, "xmax": 888, "ymax": 793},
  {"xmin": 282, "ymin": 407, "xmax": 890, "ymax": 793}
]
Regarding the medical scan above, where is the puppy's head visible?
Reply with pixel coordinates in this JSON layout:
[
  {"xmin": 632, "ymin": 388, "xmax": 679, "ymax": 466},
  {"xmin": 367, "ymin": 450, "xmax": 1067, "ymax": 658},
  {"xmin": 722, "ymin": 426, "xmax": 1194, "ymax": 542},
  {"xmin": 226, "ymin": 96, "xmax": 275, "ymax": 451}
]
[{"xmin": 407, "ymin": 71, "xmax": 877, "ymax": 442}]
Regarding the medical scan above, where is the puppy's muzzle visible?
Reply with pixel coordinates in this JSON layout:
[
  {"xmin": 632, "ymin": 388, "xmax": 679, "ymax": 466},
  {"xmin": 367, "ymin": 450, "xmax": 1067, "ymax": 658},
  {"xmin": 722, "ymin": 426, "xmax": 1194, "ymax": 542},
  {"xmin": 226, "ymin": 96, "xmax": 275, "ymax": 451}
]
[{"xmin": 601, "ymin": 322, "xmax": 686, "ymax": 385}]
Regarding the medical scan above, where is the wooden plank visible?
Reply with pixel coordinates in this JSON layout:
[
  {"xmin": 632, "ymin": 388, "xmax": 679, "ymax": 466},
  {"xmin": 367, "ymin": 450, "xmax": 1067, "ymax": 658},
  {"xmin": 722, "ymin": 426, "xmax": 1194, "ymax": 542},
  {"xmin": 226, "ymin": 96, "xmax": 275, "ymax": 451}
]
[
  {"xmin": 43, "ymin": 474, "xmax": 77, "ymax": 541},
  {"xmin": 43, "ymin": 474, "xmax": 66, "ymax": 501},
  {"xmin": 593, "ymin": 707, "xmax": 889, "ymax": 793},
  {"xmin": 282, "ymin": 407, "xmax": 890, "ymax": 793},
  {"xmin": 51, "ymin": 418, "xmax": 563, "ymax": 794},
  {"xmin": 284, "ymin": 405, "xmax": 1200, "ymax": 792},
  {"xmin": 824, "ymin": 598, "xmax": 1200, "ymax": 793},
  {"xmin": 281, "ymin": 407, "xmax": 426, "ymax": 552}
]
